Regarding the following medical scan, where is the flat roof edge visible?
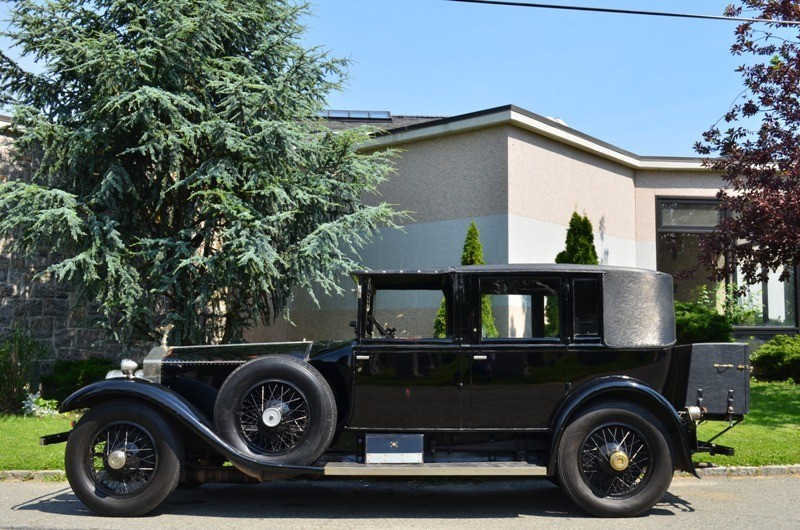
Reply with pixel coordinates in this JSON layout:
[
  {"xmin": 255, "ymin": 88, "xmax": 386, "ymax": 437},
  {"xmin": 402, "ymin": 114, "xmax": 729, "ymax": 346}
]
[{"xmin": 364, "ymin": 105, "xmax": 711, "ymax": 171}]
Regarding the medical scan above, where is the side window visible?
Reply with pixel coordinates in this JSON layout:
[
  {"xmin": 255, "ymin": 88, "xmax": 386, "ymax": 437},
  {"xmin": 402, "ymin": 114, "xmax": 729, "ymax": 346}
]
[
  {"xmin": 367, "ymin": 288, "xmax": 451, "ymax": 340},
  {"xmin": 573, "ymin": 278, "xmax": 601, "ymax": 341},
  {"xmin": 480, "ymin": 277, "xmax": 561, "ymax": 340}
]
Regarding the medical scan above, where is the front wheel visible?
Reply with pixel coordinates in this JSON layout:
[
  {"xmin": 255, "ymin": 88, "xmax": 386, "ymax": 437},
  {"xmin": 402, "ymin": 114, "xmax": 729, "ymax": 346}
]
[
  {"xmin": 65, "ymin": 400, "xmax": 182, "ymax": 517},
  {"xmin": 556, "ymin": 402, "xmax": 674, "ymax": 517}
]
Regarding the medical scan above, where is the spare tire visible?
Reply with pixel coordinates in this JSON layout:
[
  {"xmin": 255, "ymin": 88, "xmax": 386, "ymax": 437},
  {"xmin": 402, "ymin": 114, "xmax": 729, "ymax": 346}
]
[{"xmin": 213, "ymin": 355, "xmax": 336, "ymax": 466}]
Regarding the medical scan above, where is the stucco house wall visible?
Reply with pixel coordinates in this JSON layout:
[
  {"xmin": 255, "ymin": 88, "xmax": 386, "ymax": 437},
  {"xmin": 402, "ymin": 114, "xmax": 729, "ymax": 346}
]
[
  {"xmin": 1, "ymin": 105, "xmax": 736, "ymax": 349},
  {"xmin": 249, "ymin": 105, "xmax": 729, "ymax": 343}
]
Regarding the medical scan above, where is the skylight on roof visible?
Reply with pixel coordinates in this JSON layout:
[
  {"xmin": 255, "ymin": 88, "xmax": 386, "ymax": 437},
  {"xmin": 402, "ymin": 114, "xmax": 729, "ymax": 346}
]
[{"xmin": 321, "ymin": 110, "xmax": 392, "ymax": 120}]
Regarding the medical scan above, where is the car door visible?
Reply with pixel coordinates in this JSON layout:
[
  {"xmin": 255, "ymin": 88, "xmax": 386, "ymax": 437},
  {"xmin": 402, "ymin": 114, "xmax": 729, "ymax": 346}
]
[
  {"xmin": 348, "ymin": 276, "xmax": 465, "ymax": 430},
  {"xmin": 465, "ymin": 274, "xmax": 569, "ymax": 429}
]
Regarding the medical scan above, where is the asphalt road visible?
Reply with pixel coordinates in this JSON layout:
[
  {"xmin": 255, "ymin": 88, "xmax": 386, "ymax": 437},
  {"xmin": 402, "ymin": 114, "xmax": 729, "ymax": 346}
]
[{"xmin": 3, "ymin": 475, "xmax": 799, "ymax": 529}]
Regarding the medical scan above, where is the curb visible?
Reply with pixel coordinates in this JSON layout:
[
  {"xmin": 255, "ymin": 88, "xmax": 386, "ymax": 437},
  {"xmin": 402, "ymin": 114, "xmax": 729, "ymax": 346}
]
[
  {"xmin": 0, "ymin": 470, "xmax": 66, "ymax": 482},
  {"xmin": 690, "ymin": 464, "xmax": 800, "ymax": 478},
  {"xmin": 2, "ymin": 466, "xmax": 800, "ymax": 483}
]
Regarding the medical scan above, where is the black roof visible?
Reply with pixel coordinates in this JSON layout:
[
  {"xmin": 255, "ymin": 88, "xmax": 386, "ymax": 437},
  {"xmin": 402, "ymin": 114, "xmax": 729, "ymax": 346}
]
[{"xmin": 352, "ymin": 264, "xmax": 669, "ymax": 277}]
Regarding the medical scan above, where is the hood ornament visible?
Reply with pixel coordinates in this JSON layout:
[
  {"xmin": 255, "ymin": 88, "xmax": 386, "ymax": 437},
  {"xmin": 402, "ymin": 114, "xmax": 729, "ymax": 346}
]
[{"xmin": 156, "ymin": 324, "xmax": 174, "ymax": 348}]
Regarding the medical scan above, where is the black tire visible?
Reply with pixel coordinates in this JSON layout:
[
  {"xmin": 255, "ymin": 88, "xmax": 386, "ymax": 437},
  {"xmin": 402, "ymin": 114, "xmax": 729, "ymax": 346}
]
[
  {"xmin": 556, "ymin": 402, "xmax": 674, "ymax": 517},
  {"xmin": 65, "ymin": 400, "xmax": 182, "ymax": 517},
  {"xmin": 213, "ymin": 355, "xmax": 337, "ymax": 466}
]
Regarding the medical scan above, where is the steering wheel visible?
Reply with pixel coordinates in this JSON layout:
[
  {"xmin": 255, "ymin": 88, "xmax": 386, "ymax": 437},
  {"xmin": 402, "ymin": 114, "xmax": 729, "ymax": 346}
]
[{"xmin": 368, "ymin": 315, "xmax": 396, "ymax": 338}]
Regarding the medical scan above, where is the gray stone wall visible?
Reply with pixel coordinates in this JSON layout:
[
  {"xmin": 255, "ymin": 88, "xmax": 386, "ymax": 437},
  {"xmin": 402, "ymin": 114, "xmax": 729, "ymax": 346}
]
[
  {"xmin": 0, "ymin": 122, "xmax": 122, "ymax": 361},
  {"xmin": 0, "ymin": 248, "xmax": 119, "ymax": 360}
]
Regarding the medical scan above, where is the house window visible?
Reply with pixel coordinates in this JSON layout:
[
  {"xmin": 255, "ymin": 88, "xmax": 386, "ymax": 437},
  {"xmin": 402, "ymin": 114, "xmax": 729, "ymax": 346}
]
[{"xmin": 656, "ymin": 198, "xmax": 797, "ymax": 329}]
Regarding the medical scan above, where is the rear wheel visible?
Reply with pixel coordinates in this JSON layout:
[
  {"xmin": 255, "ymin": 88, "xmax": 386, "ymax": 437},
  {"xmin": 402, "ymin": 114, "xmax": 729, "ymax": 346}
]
[
  {"xmin": 65, "ymin": 400, "xmax": 182, "ymax": 517},
  {"xmin": 557, "ymin": 402, "xmax": 673, "ymax": 517}
]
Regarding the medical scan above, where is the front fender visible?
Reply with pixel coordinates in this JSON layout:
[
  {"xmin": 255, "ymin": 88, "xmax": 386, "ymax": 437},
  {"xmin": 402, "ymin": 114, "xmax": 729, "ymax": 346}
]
[
  {"xmin": 59, "ymin": 378, "xmax": 323, "ymax": 478},
  {"xmin": 547, "ymin": 376, "xmax": 697, "ymax": 477}
]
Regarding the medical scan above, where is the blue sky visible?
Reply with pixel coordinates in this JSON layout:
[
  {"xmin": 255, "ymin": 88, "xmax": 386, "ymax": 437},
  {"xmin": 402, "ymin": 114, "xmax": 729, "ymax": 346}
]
[
  {"xmin": 0, "ymin": 1, "xmax": 752, "ymax": 157},
  {"xmin": 303, "ymin": 1, "xmax": 748, "ymax": 156}
]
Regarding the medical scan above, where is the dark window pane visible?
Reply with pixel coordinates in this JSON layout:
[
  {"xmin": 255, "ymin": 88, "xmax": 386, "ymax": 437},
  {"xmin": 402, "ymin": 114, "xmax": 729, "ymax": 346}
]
[
  {"xmin": 656, "ymin": 232, "xmax": 719, "ymax": 302},
  {"xmin": 660, "ymin": 202, "xmax": 720, "ymax": 229},
  {"xmin": 574, "ymin": 278, "xmax": 601, "ymax": 337}
]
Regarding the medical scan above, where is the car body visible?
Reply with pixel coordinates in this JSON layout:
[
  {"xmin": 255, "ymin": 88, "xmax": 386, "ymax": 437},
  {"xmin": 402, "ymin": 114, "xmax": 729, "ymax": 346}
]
[{"xmin": 43, "ymin": 264, "xmax": 750, "ymax": 517}]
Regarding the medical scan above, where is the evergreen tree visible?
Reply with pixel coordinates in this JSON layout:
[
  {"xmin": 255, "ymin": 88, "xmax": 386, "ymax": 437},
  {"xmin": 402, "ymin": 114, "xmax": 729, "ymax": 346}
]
[
  {"xmin": 548, "ymin": 211, "xmax": 599, "ymax": 335},
  {"xmin": 434, "ymin": 221, "xmax": 497, "ymax": 338},
  {"xmin": 0, "ymin": 0, "xmax": 400, "ymax": 346},
  {"xmin": 556, "ymin": 212, "xmax": 599, "ymax": 265}
]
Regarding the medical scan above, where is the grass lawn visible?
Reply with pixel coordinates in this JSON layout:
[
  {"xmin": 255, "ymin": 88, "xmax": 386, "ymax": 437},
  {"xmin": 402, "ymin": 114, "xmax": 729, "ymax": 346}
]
[
  {"xmin": 0, "ymin": 414, "xmax": 73, "ymax": 471},
  {"xmin": 695, "ymin": 380, "xmax": 800, "ymax": 467},
  {"xmin": 0, "ymin": 381, "xmax": 797, "ymax": 473}
]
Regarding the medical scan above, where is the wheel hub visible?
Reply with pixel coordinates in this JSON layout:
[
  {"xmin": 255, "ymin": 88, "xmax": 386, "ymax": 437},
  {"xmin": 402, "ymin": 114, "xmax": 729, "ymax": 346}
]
[
  {"xmin": 106, "ymin": 449, "xmax": 127, "ymax": 470},
  {"xmin": 598, "ymin": 443, "xmax": 630, "ymax": 473},
  {"xmin": 262, "ymin": 406, "xmax": 283, "ymax": 427},
  {"xmin": 609, "ymin": 450, "xmax": 630, "ymax": 471}
]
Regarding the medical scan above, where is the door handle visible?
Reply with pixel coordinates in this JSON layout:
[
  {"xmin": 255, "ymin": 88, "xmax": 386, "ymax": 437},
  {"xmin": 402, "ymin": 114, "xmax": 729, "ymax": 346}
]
[
  {"xmin": 473, "ymin": 355, "xmax": 488, "ymax": 361},
  {"xmin": 356, "ymin": 355, "xmax": 370, "ymax": 361}
]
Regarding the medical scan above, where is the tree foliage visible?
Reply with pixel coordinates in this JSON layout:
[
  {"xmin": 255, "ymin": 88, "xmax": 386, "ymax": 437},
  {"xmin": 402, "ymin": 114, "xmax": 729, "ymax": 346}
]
[
  {"xmin": 556, "ymin": 212, "xmax": 599, "ymax": 265},
  {"xmin": 0, "ymin": 0, "xmax": 401, "ymax": 346},
  {"xmin": 434, "ymin": 221, "xmax": 497, "ymax": 338},
  {"xmin": 548, "ymin": 211, "xmax": 598, "ymax": 335},
  {"xmin": 751, "ymin": 334, "xmax": 800, "ymax": 383},
  {"xmin": 696, "ymin": 1, "xmax": 800, "ymax": 284},
  {"xmin": 673, "ymin": 301, "xmax": 734, "ymax": 345}
]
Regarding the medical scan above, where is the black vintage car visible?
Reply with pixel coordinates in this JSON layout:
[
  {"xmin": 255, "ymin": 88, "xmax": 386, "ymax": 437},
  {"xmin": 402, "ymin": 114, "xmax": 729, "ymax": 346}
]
[{"xmin": 42, "ymin": 265, "xmax": 750, "ymax": 518}]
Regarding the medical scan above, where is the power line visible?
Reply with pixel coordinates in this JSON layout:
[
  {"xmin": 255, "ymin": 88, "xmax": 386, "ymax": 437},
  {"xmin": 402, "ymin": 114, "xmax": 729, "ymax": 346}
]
[{"xmin": 446, "ymin": 0, "xmax": 800, "ymax": 25}]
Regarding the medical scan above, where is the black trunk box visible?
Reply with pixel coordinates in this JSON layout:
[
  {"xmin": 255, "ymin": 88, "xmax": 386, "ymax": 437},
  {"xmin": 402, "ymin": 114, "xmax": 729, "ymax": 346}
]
[{"xmin": 683, "ymin": 343, "xmax": 750, "ymax": 419}]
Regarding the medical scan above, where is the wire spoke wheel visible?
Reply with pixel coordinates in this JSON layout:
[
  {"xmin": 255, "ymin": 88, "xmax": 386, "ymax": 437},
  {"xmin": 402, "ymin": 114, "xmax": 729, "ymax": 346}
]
[
  {"xmin": 557, "ymin": 402, "xmax": 673, "ymax": 517},
  {"xmin": 237, "ymin": 379, "xmax": 310, "ymax": 455},
  {"xmin": 215, "ymin": 356, "xmax": 336, "ymax": 466},
  {"xmin": 86, "ymin": 422, "xmax": 158, "ymax": 497},
  {"xmin": 579, "ymin": 423, "xmax": 651, "ymax": 498},
  {"xmin": 66, "ymin": 401, "xmax": 181, "ymax": 517}
]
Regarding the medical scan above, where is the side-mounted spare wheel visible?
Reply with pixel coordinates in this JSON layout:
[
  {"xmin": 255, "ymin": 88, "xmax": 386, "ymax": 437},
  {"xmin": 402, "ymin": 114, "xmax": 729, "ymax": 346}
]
[
  {"xmin": 213, "ymin": 355, "xmax": 337, "ymax": 466},
  {"xmin": 65, "ymin": 400, "xmax": 182, "ymax": 517},
  {"xmin": 557, "ymin": 402, "xmax": 674, "ymax": 517}
]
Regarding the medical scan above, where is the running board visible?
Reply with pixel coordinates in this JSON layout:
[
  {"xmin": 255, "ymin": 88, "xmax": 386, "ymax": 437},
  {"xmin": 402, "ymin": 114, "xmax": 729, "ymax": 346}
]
[{"xmin": 323, "ymin": 462, "xmax": 548, "ymax": 477}]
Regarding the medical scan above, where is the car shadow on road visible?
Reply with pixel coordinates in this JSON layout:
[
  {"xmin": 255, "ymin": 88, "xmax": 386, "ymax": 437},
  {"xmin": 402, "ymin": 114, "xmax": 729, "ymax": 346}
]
[{"xmin": 11, "ymin": 479, "xmax": 693, "ymax": 521}]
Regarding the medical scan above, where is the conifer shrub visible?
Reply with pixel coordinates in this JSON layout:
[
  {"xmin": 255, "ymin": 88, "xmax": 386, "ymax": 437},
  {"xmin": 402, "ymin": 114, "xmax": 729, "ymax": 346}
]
[
  {"xmin": 0, "ymin": 328, "xmax": 49, "ymax": 414},
  {"xmin": 751, "ymin": 335, "xmax": 800, "ymax": 383},
  {"xmin": 673, "ymin": 301, "xmax": 734, "ymax": 345},
  {"xmin": 434, "ymin": 221, "xmax": 497, "ymax": 338},
  {"xmin": 40, "ymin": 358, "xmax": 117, "ymax": 403}
]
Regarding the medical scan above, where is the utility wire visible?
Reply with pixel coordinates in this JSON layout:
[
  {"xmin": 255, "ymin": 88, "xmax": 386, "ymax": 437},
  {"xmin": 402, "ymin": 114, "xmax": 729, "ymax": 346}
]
[{"xmin": 447, "ymin": 0, "xmax": 800, "ymax": 25}]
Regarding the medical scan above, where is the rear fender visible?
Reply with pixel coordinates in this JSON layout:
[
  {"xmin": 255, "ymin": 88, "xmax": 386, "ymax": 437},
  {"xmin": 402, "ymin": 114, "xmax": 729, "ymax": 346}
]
[
  {"xmin": 548, "ymin": 376, "xmax": 697, "ymax": 477},
  {"xmin": 59, "ymin": 378, "xmax": 323, "ymax": 479}
]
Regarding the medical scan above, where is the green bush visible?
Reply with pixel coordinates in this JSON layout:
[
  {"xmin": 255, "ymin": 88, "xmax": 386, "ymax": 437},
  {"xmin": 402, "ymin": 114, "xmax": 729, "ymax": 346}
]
[
  {"xmin": 40, "ymin": 358, "xmax": 117, "ymax": 402},
  {"xmin": 674, "ymin": 301, "xmax": 734, "ymax": 345},
  {"xmin": 0, "ymin": 328, "xmax": 49, "ymax": 414},
  {"xmin": 751, "ymin": 334, "xmax": 800, "ymax": 382}
]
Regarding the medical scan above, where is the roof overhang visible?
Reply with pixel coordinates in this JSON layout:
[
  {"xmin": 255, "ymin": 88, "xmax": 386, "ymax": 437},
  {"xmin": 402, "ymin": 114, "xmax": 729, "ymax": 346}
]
[{"xmin": 364, "ymin": 105, "xmax": 710, "ymax": 172}]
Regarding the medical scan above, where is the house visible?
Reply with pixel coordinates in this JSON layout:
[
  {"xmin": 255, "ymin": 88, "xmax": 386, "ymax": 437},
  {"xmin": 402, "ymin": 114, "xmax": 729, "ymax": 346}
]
[
  {"xmin": 249, "ymin": 105, "xmax": 798, "ymax": 343},
  {"xmin": 2, "ymin": 104, "xmax": 796, "ymax": 357}
]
